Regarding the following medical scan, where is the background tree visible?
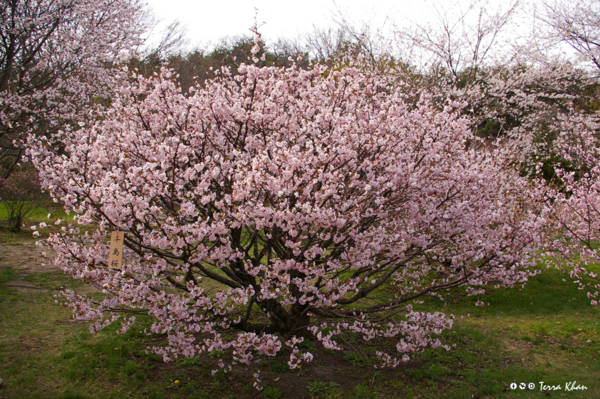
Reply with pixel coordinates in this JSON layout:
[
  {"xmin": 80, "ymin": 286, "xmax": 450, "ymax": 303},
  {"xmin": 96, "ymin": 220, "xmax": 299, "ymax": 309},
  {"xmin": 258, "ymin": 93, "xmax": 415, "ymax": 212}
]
[
  {"xmin": 0, "ymin": 0, "xmax": 146, "ymax": 177},
  {"xmin": 545, "ymin": 115, "xmax": 600, "ymax": 306},
  {"xmin": 0, "ymin": 166, "xmax": 47, "ymax": 232},
  {"xmin": 540, "ymin": 0, "xmax": 600, "ymax": 72},
  {"xmin": 130, "ymin": 34, "xmax": 309, "ymax": 94},
  {"xmin": 371, "ymin": 0, "xmax": 600, "ymax": 180}
]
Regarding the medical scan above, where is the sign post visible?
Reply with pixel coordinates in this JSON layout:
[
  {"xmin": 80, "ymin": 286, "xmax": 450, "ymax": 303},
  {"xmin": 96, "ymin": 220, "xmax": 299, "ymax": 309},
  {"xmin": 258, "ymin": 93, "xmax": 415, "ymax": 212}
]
[{"xmin": 108, "ymin": 231, "xmax": 124, "ymax": 270}]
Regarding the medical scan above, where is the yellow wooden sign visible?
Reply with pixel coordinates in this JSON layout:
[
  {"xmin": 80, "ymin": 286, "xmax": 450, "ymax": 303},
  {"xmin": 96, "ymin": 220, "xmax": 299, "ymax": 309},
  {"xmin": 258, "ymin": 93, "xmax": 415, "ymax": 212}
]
[{"xmin": 108, "ymin": 231, "xmax": 124, "ymax": 270}]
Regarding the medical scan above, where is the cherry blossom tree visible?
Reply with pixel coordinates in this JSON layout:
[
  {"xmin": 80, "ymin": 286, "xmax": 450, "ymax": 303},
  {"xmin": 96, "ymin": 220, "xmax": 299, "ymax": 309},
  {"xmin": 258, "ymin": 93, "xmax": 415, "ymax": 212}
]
[
  {"xmin": 545, "ymin": 114, "xmax": 600, "ymax": 306},
  {"xmin": 0, "ymin": 0, "xmax": 146, "ymax": 177},
  {"xmin": 29, "ymin": 61, "xmax": 549, "ymax": 376}
]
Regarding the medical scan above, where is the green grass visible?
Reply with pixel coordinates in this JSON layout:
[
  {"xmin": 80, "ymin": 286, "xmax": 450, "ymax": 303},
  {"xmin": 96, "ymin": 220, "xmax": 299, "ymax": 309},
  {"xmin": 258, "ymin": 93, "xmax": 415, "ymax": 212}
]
[
  {"xmin": 396, "ymin": 265, "xmax": 600, "ymax": 398},
  {"xmin": 0, "ymin": 267, "xmax": 19, "ymax": 303}
]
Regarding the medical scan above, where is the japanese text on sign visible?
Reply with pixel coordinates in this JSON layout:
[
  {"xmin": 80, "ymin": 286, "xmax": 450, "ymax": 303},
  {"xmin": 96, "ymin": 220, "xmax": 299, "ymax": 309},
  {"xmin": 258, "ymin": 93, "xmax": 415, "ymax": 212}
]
[{"xmin": 108, "ymin": 231, "xmax": 124, "ymax": 270}]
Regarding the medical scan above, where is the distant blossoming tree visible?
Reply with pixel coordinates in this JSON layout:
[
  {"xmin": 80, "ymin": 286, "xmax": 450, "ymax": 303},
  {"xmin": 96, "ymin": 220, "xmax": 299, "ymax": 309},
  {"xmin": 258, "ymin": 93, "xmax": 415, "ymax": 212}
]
[
  {"xmin": 30, "ymin": 62, "xmax": 549, "ymax": 372},
  {"xmin": 546, "ymin": 114, "xmax": 600, "ymax": 306},
  {"xmin": 0, "ymin": 0, "xmax": 146, "ymax": 177}
]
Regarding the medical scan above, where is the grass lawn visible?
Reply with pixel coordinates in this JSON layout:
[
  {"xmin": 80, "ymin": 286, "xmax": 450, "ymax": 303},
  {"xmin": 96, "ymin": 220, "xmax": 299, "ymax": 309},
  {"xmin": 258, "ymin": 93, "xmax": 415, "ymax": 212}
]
[{"xmin": 0, "ymin": 210, "xmax": 598, "ymax": 398}]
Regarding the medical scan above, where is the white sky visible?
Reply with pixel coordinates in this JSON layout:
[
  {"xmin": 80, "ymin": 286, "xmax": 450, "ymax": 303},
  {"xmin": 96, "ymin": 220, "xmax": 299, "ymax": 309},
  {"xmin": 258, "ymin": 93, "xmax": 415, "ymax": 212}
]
[
  {"xmin": 145, "ymin": 0, "xmax": 396, "ymax": 48},
  {"xmin": 144, "ymin": 0, "xmax": 540, "ymax": 51}
]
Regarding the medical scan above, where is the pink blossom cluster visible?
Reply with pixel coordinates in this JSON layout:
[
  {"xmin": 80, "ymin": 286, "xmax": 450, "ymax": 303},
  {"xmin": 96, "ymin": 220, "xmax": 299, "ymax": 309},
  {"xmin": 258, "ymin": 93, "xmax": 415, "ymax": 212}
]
[{"xmin": 29, "ymin": 61, "xmax": 550, "ymax": 372}]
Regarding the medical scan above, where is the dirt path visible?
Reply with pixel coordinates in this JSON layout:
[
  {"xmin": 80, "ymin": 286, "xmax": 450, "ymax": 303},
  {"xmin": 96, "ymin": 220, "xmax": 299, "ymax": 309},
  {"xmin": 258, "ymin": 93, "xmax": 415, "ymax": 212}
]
[
  {"xmin": 0, "ymin": 238, "xmax": 101, "ymax": 296},
  {"xmin": 0, "ymin": 239, "xmax": 58, "ymax": 274}
]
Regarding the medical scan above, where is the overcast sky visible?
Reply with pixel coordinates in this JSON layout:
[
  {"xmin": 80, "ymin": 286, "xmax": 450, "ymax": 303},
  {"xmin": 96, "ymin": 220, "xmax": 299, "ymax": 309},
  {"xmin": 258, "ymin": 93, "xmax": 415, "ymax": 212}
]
[
  {"xmin": 145, "ymin": 0, "xmax": 395, "ymax": 48},
  {"xmin": 144, "ymin": 0, "xmax": 538, "ymax": 51}
]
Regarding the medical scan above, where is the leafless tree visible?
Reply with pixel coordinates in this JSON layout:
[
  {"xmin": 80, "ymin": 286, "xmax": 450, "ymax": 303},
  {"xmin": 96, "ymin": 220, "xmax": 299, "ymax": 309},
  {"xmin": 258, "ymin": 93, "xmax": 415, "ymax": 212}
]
[
  {"xmin": 393, "ymin": 0, "xmax": 521, "ymax": 87},
  {"xmin": 540, "ymin": 0, "xmax": 600, "ymax": 71}
]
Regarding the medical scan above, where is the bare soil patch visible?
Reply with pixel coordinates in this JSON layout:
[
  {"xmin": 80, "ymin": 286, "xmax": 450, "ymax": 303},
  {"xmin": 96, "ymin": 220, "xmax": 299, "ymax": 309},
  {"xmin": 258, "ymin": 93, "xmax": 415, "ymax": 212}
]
[{"xmin": 0, "ymin": 239, "xmax": 53, "ymax": 274}]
